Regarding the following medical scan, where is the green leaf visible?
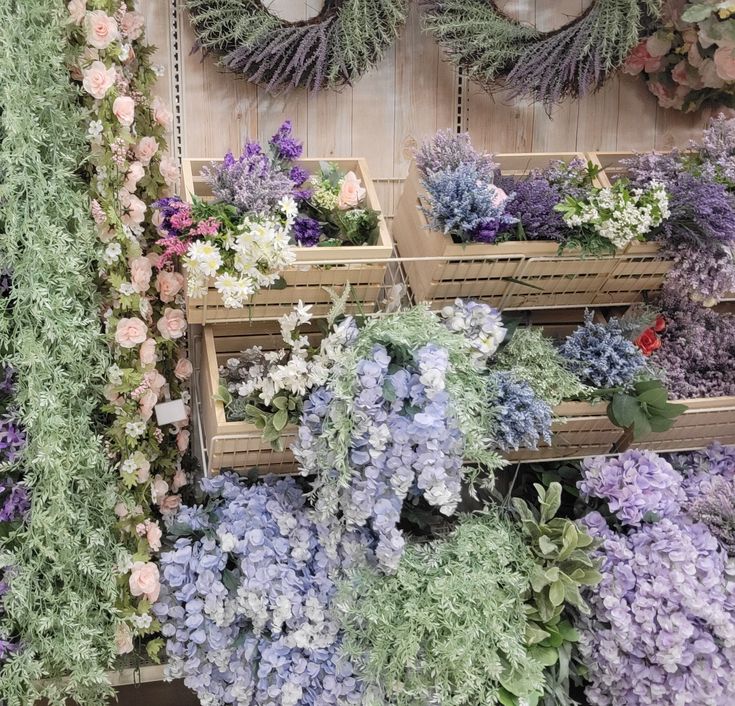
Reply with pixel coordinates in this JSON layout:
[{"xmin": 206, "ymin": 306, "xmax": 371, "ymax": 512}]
[
  {"xmin": 539, "ymin": 482, "xmax": 561, "ymax": 523},
  {"xmin": 497, "ymin": 687, "xmax": 518, "ymax": 706},
  {"xmin": 272, "ymin": 408, "xmax": 288, "ymax": 432},
  {"xmin": 681, "ymin": 4, "xmax": 714, "ymax": 22},
  {"xmin": 549, "ymin": 580, "xmax": 565, "ymax": 607},
  {"xmin": 529, "ymin": 645, "xmax": 560, "ymax": 667},
  {"xmin": 638, "ymin": 387, "xmax": 668, "ymax": 408},
  {"xmin": 610, "ymin": 393, "xmax": 639, "ymax": 428},
  {"xmin": 557, "ymin": 621, "xmax": 580, "ymax": 643},
  {"xmin": 648, "ymin": 415, "xmax": 675, "ymax": 433},
  {"xmin": 538, "ymin": 535, "xmax": 557, "ymax": 556}
]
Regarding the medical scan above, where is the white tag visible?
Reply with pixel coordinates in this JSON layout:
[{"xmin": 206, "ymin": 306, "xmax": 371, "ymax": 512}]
[{"xmin": 155, "ymin": 398, "xmax": 187, "ymax": 426}]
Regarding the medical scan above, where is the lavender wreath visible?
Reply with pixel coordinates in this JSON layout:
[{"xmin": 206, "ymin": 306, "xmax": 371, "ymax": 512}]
[
  {"xmin": 422, "ymin": 0, "xmax": 660, "ymax": 104},
  {"xmin": 186, "ymin": 0, "xmax": 407, "ymax": 93}
]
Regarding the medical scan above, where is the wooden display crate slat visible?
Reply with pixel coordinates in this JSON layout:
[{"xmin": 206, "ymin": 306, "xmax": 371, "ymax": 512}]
[
  {"xmin": 393, "ymin": 153, "xmax": 673, "ymax": 311},
  {"xmin": 182, "ymin": 157, "xmax": 393, "ymax": 324}
]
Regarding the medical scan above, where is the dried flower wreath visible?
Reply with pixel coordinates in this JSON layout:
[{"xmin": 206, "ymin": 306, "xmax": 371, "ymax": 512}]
[
  {"xmin": 422, "ymin": 0, "xmax": 660, "ymax": 104},
  {"xmin": 186, "ymin": 0, "xmax": 408, "ymax": 92}
]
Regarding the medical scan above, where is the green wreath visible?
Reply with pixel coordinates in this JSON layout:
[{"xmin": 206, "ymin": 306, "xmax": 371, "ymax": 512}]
[
  {"xmin": 186, "ymin": 0, "xmax": 408, "ymax": 93},
  {"xmin": 422, "ymin": 0, "xmax": 660, "ymax": 104}
]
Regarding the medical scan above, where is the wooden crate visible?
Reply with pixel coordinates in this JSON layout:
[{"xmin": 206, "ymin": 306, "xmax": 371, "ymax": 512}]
[
  {"xmin": 630, "ymin": 396, "xmax": 735, "ymax": 453},
  {"xmin": 393, "ymin": 153, "xmax": 672, "ymax": 311},
  {"xmin": 200, "ymin": 321, "xmax": 305, "ymax": 475},
  {"xmin": 182, "ymin": 157, "xmax": 394, "ymax": 323}
]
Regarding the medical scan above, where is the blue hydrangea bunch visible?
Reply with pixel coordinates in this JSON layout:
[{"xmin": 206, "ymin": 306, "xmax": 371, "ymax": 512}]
[
  {"xmin": 579, "ymin": 449, "xmax": 686, "ymax": 527},
  {"xmin": 560, "ymin": 313, "xmax": 646, "ymax": 388},
  {"xmin": 488, "ymin": 372, "xmax": 552, "ymax": 451},
  {"xmin": 577, "ymin": 444, "xmax": 735, "ymax": 706},
  {"xmin": 295, "ymin": 343, "xmax": 465, "ymax": 572},
  {"xmin": 439, "ymin": 298, "xmax": 506, "ymax": 366},
  {"xmin": 153, "ymin": 474, "xmax": 371, "ymax": 706}
]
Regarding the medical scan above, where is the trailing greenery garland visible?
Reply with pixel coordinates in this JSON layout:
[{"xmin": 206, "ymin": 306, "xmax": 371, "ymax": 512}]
[
  {"xmin": 422, "ymin": 0, "xmax": 660, "ymax": 104},
  {"xmin": 0, "ymin": 1, "xmax": 118, "ymax": 703},
  {"xmin": 186, "ymin": 0, "xmax": 408, "ymax": 92}
]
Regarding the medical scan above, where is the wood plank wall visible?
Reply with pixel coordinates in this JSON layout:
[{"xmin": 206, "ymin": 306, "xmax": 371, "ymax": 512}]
[{"xmin": 144, "ymin": 0, "xmax": 722, "ymax": 221}]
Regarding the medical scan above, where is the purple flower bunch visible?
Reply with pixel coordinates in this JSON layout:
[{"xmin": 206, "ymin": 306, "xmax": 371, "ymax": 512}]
[
  {"xmin": 292, "ymin": 215, "xmax": 322, "ymax": 247},
  {"xmin": 577, "ymin": 445, "xmax": 735, "ymax": 706},
  {"xmin": 560, "ymin": 313, "xmax": 646, "ymax": 388},
  {"xmin": 579, "ymin": 450, "xmax": 685, "ymax": 526},
  {"xmin": 153, "ymin": 473, "xmax": 370, "ymax": 706},
  {"xmin": 295, "ymin": 343, "xmax": 465, "ymax": 572},
  {"xmin": 651, "ymin": 292, "xmax": 735, "ymax": 398},
  {"xmin": 415, "ymin": 130, "xmax": 496, "ymax": 181}
]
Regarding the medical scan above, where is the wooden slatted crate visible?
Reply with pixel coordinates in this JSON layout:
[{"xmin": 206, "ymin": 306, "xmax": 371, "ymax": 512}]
[
  {"xmin": 393, "ymin": 153, "xmax": 672, "ymax": 311},
  {"xmin": 200, "ymin": 322, "xmax": 304, "ymax": 475},
  {"xmin": 182, "ymin": 157, "xmax": 393, "ymax": 323}
]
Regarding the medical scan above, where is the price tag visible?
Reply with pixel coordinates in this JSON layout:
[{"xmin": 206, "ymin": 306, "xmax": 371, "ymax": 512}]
[{"xmin": 155, "ymin": 398, "xmax": 187, "ymax": 426}]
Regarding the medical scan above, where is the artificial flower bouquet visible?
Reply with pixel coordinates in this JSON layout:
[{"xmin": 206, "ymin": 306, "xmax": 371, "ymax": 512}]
[{"xmin": 158, "ymin": 121, "xmax": 393, "ymax": 322}]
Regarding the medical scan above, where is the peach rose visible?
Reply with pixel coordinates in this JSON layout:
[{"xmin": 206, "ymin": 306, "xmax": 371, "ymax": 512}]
[
  {"xmin": 136, "ymin": 458, "xmax": 151, "ymax": 484},
  {"xmin": 113, "ymin": 96, "xmax": 135, "ymax": 127},
  {"xmin": 82, "ymin": 61, "xmax": 116, "ymax": 100},
  {"xmin": 115, "ymin": 622, "xmax": 134, "ymax": 655},
  {"xmin": 160, "ymin": 494, "xmax": 182, "ymax": 515},
  {"xmin": 151, "ymin": 476, "xmax": 168, "ymax": 505},
  {"xmin": 135, "ymin": 136, "xmax": 159, "ymax": 165},
  {"xmin": 86, "ymin": 10, "xmax": 118, "ymax": 49},
  {"xmin": 115, "ymin": 317, "xmax": 148, "ymax": 348},
  {"xmin": 159, "ymin": 156, "xmax": 179, "ymax": 186},
  {"xmin": 130, "ymin": 256, "xmax": 152, "ymax": 294},
  {"xmin": 139, "ymin": 338, "xmax": 157, "ymax": 367},
  {"xmin": 129, "ymin": 561, "xmax": 160, "ymax": 603},
  {"xmin": 688, "ymin": 42, "xmax": 704, "ymax": 69},
  {"xmin": 171, "ymin": 468, "xmax": 188, "ymax": 492},
  {"xmin": 67, "ymin": 0, "xmax": 86, "ymax": 25},
  {"xmin": 714, "ymin": 46, "xmax": 735, "ymax": 82},
  {"xmin": 156, "ymin": 270, "xmax": 184, "ymax": 303},
  {"xmin": 174, "ymin": 358, "xmax": 193, "ymax": 381},
  {"xmin": 646, "ymin": 34, "xmax": 672, "ymax": 58},
  {"xmin": 146, "ymin": 522, "xmax": 162, "ymax": 552},
  {"xmin": 120, "ymin": 11, "xmax": 144, "ymax": 40},
  {"xmin": 337, "ymin": 171, "xmax": 366, "ymax": 210},
  {"xmin": 114, "ymin": 502, "xmax": 128, "ymax": 518},
  {"xmin": 700, "ymin": 59, "xmax": 726, "ymax": 89},
  {"xmin": 139, "ymin": 389, "xmax": 158, "ymax": 421},
  {"xmin": 624, "ymin": 41, "xmax": 662, "ymax": 75},
  {"xmin": 157, "ymin": 307, "xmax": 187, "ymax": 340},
  {"xmin": 144, "ymin": 370, "xmax": 167, "ymax": 394},
  {"xmin": 671, "ymin": 60, "xmax": 698, "ymax": 88},
  {"xmin": 124, "ymin": 161, "xmax": 145, "ymax": 192},
  {"xmin": 151, "ymin": 97, "xmax": 172, "ymax": 128},
  {"xmin": 121, "ymin": 191, "xmax": 146, "ymax": 226},
  {"xmin": 177, "ymin": 430, "xmax": 190, "ymax": 453}
]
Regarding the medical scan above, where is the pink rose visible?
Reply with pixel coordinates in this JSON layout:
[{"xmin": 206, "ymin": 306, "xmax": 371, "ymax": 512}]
[
  {"xmin": 115, "ymin": 622, "xmax": 134, "ymax": 655},
  {"xmin": 121, "ymin": 191, "xmax": 146, "ymax": 226},
  {"xmin": 151, "ymin": 476, "xmax": 168, "ymax": 505},
  {"xmin": 156, "ymin": 270, "xmax": 184, "ymax": 303},
  {"xmin": 137, "ymin": 458, "xmax": 150, "ymax": 484},
  {"xmin": 120, "ymin": 11, "xmax": 144, "ymax": 40},
  {"xmin": 146, "ymin": 522, "xmax": 162, "ymax": 552},
  {"xmin": 159, "ymin": 156, "xmax": 179, "ymax": 186},
  {"xmin": 157, "ymin": 307, "xmax": 187, "ymax": 340},
  {"xmin": 139, "ymin": 389, "xmax": 158, "ymax": 421},
  {"xmin": 139, "ymin": 338, "xmax": 157, "ymax": 367},
  {"xmin": 114, "ymin": 502, "xmax": 128, "ymax": 518},
  {"xmin": 67, "ymin": 0, "xmax": 86, "ymax": 25},
  {"xmin": 113, "ymin": 96, "xmax": 135, "ymax": 127},
  {"xmin": 160, "ymin": 494, "xmax": 182, "ymax": 515},
  {"xmin": 144, "ymin": 370, "xmax": 167, "ymax": 394},
  {"xmin": 337, "ymin": 171, "xmax": 366, "ymax": 210},
  {"xmin": 124, "ymin": 161, "xmax": 145, "ymax": 192},
  {"xmin": 174, "ymin": 358, "xmax": 193, "ymax": 381},
  {"xmin": 172, "ymin": 468, "xmax": 188, "ymax": 492},
  {"xmin": 671, "ymin": 59, "xmax": 701, "ymax": 88},
  {"xmin": 700, "ymin": 59, "xmax": 726, "ymax": 89},
  {"xmin": 177, "ymin": 430, "xmax": 190, "ymax": 453},
  {"xmin": 135, "ymin": 136, "xmax": 159, "ymax": 165},
  {"xmin": 115, "ymin": 317, "xmax": 148, "ymax": 348},
  {"xmin": 129, "ymin": 561, "xmax": 160, "ymax": 603},
  {"xmin": 646, "ymin": 34, "xmax": 672, "ymax": 58},
  {"xmin": 86, "ymin": 10, "xmax": 118, "ymax": 49},
  {"xmin": 688, "ymin": 42, "xmax": 704, "ymax": 69},
  {"xmin": 714, "ymin": 46, "xmax": 735, "ymax": 82},
  {"xmin": 130, "ymin": 256, "xmax": 152, "ymax": 294},
  {"xmin": 82, "ymin": 61, "xmax": 116, "ymax": 100},
  {"xmin": 624, "ymin": 41, "xmax": 662, "ymax": 75},
  {"xmin": 487, "ymin": 184, "xmax": 508, "ymax": 208},
  {"xmin": 151, "ymin": 97, "xmax": 173, "ymax": 128}
]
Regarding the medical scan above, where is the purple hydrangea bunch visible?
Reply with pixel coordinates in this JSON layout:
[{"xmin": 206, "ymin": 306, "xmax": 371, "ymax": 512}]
[
  {"xmin": 579, "ymin": 450, "xmax": 686, "ymax": 526},
  {"xmin": 295, "ymin": 343, "xmax": 465, "ymax": 572},
  {"xmin": 438, "ymin": 298, "xmax": 506, "ymax": 366},
  {"xmin": 560, "ymin": 313, "xmax": 646, "ymax": 388},
  {"xmin": 488, "ymin": 372, "xmax": 552, "ymax": 452},
  {"xmin": 496, "ymin": 175, "xmax": 568, "ymax": 241},
  {"xmin": 577, "ymin": 444, "xmax": 735, "ymax": 706},
  {"xmin": 415, "ymin": 129, "xmax": 496, "ymax": 181},
  {"xmin": 153, "ymin": 473, "xmax": 370, "ymax": 706}
]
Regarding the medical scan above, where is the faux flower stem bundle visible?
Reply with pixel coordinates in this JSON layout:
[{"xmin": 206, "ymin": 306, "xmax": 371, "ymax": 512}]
[
  {"xmin": 0, "ymin": 1, "xmax": 121, "ymax": 701},
  {"xmin": 67, "ymin": 0, "xmax": 190, "ymax": 656}
]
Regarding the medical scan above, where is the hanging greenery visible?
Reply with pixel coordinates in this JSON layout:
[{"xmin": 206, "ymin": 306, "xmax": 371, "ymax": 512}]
[
  {"xmin": 0, "ymin": 0, "xmax": 119, "ymax": 703},
  {"xmin": 186, "ymin": 0, "xmax": 408, "ymax": 92},
  {"xmin": 421, "ymin": 0, "xmax": 660, "ymax": 104}
]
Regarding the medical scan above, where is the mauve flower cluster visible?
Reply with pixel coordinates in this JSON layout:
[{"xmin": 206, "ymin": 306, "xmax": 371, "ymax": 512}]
[
  {"xmin": 577, "ymin": 444, "xmax": 735, "ymax": 706},
  {"xmin": 415, "ymin": 129, "xmax": 496, "ymax": 181},
  {"xmin": 296, "ymin": 343, "xmax": 465, "ymax": 572},
  {"xmin": 579, "ymin": 450, "xmax": 686, "ymax": 526},
  {"xmin": 651, "ymin": 292, "xmax": 735, "ymax": 398},
  {"xmin": 153, "ymin": 473, "xmax": 370, "ymax": 706},
  {"xmin": 438, "ymin": 298, "xmax": 506, "ymax": 366},
  {"xmin": 560, "ymin": 313, "xmax": 646, "ymax": 388},
  {"xmin": 488, "ymin": 371, "xmax": 552, "ymax": 451}
]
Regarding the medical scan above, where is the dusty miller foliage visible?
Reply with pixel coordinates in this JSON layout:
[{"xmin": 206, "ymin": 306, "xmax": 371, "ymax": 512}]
[
  {"xmin": 187, "ymin": 0, "xmax": 408, "ymax": 92},
  {"xmin": 422, "ymin": 0, "xmax": 660, "ymax": 104},
  {"xmin": 0, "ymin": 1, "xmax": 118, "ymax": 703}
]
